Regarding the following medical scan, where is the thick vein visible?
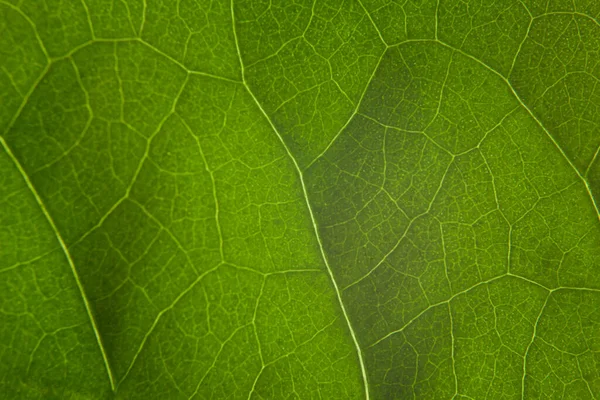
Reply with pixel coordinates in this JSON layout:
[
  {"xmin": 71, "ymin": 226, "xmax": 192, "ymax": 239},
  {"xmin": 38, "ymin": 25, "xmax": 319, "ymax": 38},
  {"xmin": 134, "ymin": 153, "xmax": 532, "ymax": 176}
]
[
  {"xmin": 3, "ymin": 36, "xmax": 195, "ymax": 391},
  {"xmin": 0, "ymin": 137, "xmax": 116, "ymax": 391},
  {"xmin": 230, "ymin": 1, "xmax": 370, "ymax": 398}
]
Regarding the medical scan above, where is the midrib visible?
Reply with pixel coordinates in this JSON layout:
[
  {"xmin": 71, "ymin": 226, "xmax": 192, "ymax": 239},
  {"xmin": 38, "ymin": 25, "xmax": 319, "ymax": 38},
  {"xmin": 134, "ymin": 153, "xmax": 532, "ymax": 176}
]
[{"xmin": 229, "ymin": 1, "xmax": 371, "ymax": 398}]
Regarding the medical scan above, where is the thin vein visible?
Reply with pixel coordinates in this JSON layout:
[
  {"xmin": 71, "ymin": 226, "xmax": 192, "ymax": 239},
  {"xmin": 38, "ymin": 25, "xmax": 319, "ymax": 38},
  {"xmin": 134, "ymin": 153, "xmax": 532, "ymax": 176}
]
[
  {"xmin": 0, "ymin": 137, "xmax": 116, "ymax": 391},
  {"xmin": 535, "ymin": 11, "xmax": 600, "ymax": 28},
  {"xmin": 247, "ymin": 277, "xmax": 267, "ymax": 400},
  {"xmin": 0, "ymin": 1, "xmax": 50, "ymax": 61},
  {"xmin": 585, "ymin": 142, "xmax": 600, "ymax": 177},
  {"xmin": 140, "ymin": 0, "xmax": 147, "ymax": 36},
  {"xmin": 0, "ymin": 249, "xmax": 56, "ymax": 274},
  {"xmin": 521, "ymin": 293, "xmax": 550, "ymax": 399},
  {"xmin": 230, "ymin": 1, "xmax": 370, "ymax": 398},
  {"xmin": 369, "ymin": 272, "xmax": 556, "ymax": 348},
  {"xmin": 130, "ymin": 198, "xmax": 201, "ymax": 275},
  {"xmin": 508, "ymin": 2, "xmax": 533, "ymax": 78},
  {"xmin": 80, "ymin": 0, "xmax": 96, "ymax": 39},
  {"xmin": 45, "ymin": 37, "xmax": 241, "ymax": 84},
  {"xmin": 369, "ymin": 274, "xmax": 509, "ymax": 348},
  {"xmin": 189, "ymin": 323, "xmax": 252, "ymax": 399},
  {"xmin": 71, "ymin": 73, "xmax": 190, "ymax": 249},
  {"xmin": 398, "ymin": 38, "xmax": 600, "ymax": 221},
  {"xmin": 448, "ymin": 302, "xmax": 458, "ymax": 397},
  {"xmin": 179, "ymin": 116, "xmax": 224, "ymax": 261},
  {"xmin": 117, "ymin": 264, "xmax": 221, "ymax": 388},
  {"xmin": 305, "ymin": 47, "xmax": 387, "ymax": 171},
  {"xmin": 437, "ymin": 218, "xmax": 453, "ymax": 293},
  {"xmin": 2, "ymin": 63, "xmax": 50, "ymax": 139},
  {"xmin": 114, "ymin": 42, "xmax": 125, "ymax": 120},
  {"xmin": 356, "ymin": 0, "xmax": 388, "ymax": 47},
  {"xmin": 344, "ymin": 157, "xmax": 454, "ymax": 291},
  {"xmin": 435, "ymin": 0, "xmax": 440, "ymax": 40}
]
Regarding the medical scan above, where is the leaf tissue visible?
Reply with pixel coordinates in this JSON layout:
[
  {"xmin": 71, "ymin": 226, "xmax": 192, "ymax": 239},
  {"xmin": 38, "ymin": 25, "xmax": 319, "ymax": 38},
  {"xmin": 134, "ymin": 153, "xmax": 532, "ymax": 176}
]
[{"xmin": 1, "ymin": 0, "xmax": 600, "ymax": 399}]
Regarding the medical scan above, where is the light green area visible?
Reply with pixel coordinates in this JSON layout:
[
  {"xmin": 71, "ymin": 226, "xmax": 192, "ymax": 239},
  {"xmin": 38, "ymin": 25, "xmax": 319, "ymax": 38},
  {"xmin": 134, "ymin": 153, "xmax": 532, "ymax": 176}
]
[{"xmin": 1, "ymin": 0, "xmax": 600, "ymax": 399}]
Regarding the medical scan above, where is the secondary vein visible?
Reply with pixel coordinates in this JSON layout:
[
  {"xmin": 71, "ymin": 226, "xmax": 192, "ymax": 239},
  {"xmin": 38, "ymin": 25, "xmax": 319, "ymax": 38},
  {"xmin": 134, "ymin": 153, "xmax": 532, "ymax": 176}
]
[
  {"xmin": 230, "ymin": 1, "xmax": 370, "ymax": 398},
  {"xmin": 0, "ymin": 137, "xmax": 116, "ymax": 391}
]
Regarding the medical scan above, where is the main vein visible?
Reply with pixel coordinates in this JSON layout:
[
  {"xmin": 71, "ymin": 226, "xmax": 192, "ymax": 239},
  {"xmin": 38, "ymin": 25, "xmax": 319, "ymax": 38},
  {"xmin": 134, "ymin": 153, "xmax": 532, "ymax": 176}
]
[
  {"xmin": 229, "ymin": 1, "xmax": 370, "ymax": 398},
  {"xmin": 0, "ymin": 137, "xmax": 116, "ymax": 391}
]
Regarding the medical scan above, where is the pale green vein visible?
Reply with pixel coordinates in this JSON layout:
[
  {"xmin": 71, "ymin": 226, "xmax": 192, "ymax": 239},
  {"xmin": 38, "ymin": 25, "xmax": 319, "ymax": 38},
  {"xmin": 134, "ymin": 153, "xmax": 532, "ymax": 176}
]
[
  {"xmin": 117, "ymin": 264, "xmax": 222, "ymax": 388},
  {"xmin": 585, "ymin": 142, "xmax": 600, "ymax": 177},
  {"xmin": 230, "ymin": 1, "xmax": 370, "ymax": 398},
  {"xmin": 130, "ymin": 198, "xmax": 201, "ymax": 275},
  {"xmin": 247, "ymin": 277, "xmax": 267, "ymax": 400},
  {"xmin": 368, "ymin": 274, "xmax": 509, "ymax": 348},
  {"xmin": 305, "ymin": 47, "xmax": 387, "ymax": 171},
  {"xmin": 0, "ymin": 137, "xmax": 116, "ymax": 391},
  {"xmin": 344, "ymin": 157, "xmax": 454, "ymax": 291},
  {"xmin": 369, "ymin": 273, "xmax": 555, "ymax": 348},
  {"xmin": 0, "ymin": 249, "xmax": 56, "ymax": 275},
  {"xmin": 442, "ymin": 40, "xmax": 600, "ymax": 220},
  {"xmin": 179, "ymin": 115, "xmax": 225, "ymax": 262},
  {"xmin": 139, "ymin": 0, "xmax": 147, "ymax": 36},
  {"xmin": 438, "ymin": 218, "xmax": 453, "ymax": 293},
  {"xmin": 398, "ymin": 38, "xmax": 600, "ymax": 222},
  {"xmin": 29, "ymin": 58, "xmax": 94, "ymax": 175},
  {"xmin": 70, "ymin": 72, "xmax": 189, "ymax": 249},
  {"xmin": 44, "ymin": 37, "xmax": 241, "ymax": 84},
  {"xmin": 435, "ymin": 0, "xmax": 440, "ymax": 40},
  {"xmin": 508, "ymin": 2, "xmax": 533, "ymax": 78},
  {"xmin": 521, "ymin": 293, "xmax": 550, "ymax": 400},
  {"xmin": 535, "ymin": 11, "xmax": 600, "ymax": 28},
  {"xmin": 0, "ymin": 1, "xmax": 51, "ymax": 61},
  {"xmin": 448, "ymin": 302, "xmax": 458, "ymax": 398},
  {"xmin": 356, "ymin": 0, "xmax": 388, "ymax": 47},
  {"xmin": 113, "ymin": 41, "xmax": 125, "ymax": 121},
  {"xmin": 79, "ymin": 0, "xmax": 96, "ymax": 39},
  {"xmin": 189, "ymin": 322, "xmax": 252, "ymax": 400},
  {"xmin": 1, "ymin": 65, "xmax": 50, "ymax": 141}
]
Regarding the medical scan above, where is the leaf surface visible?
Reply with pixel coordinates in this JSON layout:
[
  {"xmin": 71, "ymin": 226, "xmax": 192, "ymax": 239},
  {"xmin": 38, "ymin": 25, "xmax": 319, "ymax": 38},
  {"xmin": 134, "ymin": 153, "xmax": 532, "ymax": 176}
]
[{"xmin": 1, "ymin": 0, "xmax": 600, "ymax": 399}]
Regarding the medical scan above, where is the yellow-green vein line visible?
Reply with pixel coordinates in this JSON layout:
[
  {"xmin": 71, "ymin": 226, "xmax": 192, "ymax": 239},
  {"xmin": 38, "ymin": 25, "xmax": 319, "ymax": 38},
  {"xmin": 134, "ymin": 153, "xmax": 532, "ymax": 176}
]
[
  {"xmin": 0, "ymin": 137, "xmax": 116, "ymax": 391},
  {"xmin": 230, "ymin": 1, "xmax": 370, "ymax": 398}
]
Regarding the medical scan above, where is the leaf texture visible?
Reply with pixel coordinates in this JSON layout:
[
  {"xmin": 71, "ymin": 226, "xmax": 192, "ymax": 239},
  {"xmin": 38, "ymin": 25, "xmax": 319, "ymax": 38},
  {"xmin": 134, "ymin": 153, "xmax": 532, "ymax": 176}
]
[{"xmin": 1, "ymin": 0, "xmax": 600, "ymax": 399}]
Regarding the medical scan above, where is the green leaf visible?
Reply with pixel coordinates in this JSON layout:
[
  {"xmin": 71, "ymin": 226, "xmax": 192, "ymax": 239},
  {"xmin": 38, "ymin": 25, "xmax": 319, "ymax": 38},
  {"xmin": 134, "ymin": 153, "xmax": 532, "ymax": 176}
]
[{"xmin": 2, "ymin": 0, "xmax": 600, "ymax": 399}]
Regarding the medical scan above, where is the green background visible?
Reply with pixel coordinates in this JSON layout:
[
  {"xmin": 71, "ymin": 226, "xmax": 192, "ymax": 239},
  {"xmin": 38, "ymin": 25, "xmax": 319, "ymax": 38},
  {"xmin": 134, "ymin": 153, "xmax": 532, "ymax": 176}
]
[{"xmin": 1, "ymin": 0, "xmax": 600, "ymax": 398}]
